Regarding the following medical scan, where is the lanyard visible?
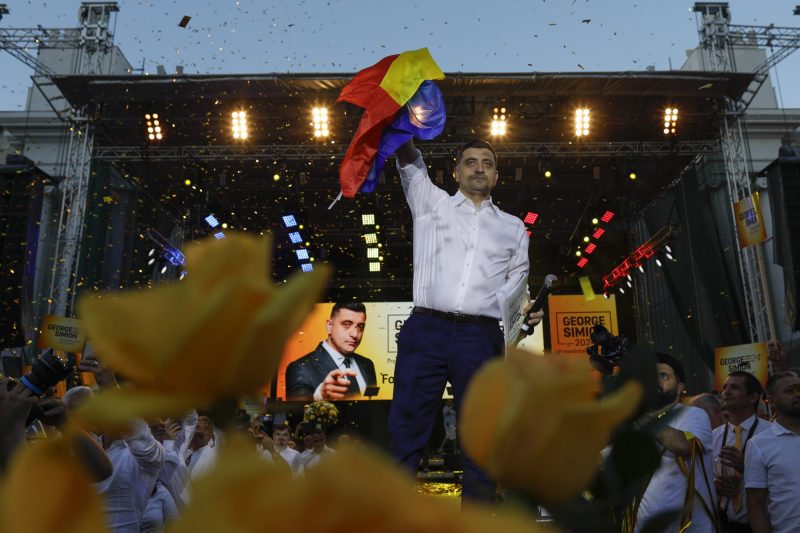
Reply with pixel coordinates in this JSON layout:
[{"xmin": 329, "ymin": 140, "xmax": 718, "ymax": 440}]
[{"xmin": 721, "ymin": 417, "xmax": 759, "ymax": 454}]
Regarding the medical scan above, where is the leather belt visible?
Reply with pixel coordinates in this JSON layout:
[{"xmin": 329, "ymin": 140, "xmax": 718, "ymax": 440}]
[{"xmin": 412, "ymin": 306, "xmax": 499, "ymax": 325}]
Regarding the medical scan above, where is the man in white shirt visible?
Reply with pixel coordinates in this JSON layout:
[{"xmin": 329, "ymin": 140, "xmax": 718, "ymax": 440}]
[
  {"xmin": 635, "ymin": 353, "xmax": 716, "ymax": 532},
  {"xmin": 300, "ymin": 428, "xmax": 336, "ymax": 470},
  {"xmin": 388, "ymin": 139, "xmax": 542, "ymax": 502},
  {"xmin": 183, "ymin": 415, "xmax": 216, "ymax": 479},
  {"xmin": 273, "ymin": 423, "xmax": 304, "ymax": 475},
  {"xmin": 745, "ymin": 371, "xmax": 800, "ymax": 533},
  {"xmin": 285, "ymin": 302, "xmax": 377, "ymax": 401},
  {"xmin": 712, "ymin": 371, "xmax": 771, "ymax": 532}
]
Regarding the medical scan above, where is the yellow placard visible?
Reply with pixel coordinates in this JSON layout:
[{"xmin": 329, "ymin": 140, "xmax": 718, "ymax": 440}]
[
  {"xmin": 734, "ymin": 192, "xmax": 768, "ymax": 247},
  {"xmin": 37, "ymin": 315, "xmax": 86, "ymax": 353},
  {"xmin": 714, "ymin": 342, "xmax": 769, "ymax": 390},
  {"xmin": 548, "ymin": 294, "xmax": 618, "ymax": 356}
]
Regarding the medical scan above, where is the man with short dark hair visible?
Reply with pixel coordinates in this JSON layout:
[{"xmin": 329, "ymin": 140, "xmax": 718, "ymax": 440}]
[
  {"xmin": 712, "ymin": 371, "xmax": 771, "ymax": 532},
  {"xmin": 286, "ymin": 302, "xmax": 377, "ymax": 401},
  {"xmin": 745, "ymin": 371, "xmax": 800, "ymax": 533},
  {"xmin": 273, "ymin": 423, "xmax": 303, "ymax": 475},
  {"xmin": 635, "ymin": 353, "xmax": 716, "ymax": 532},
  {"xmin": 388, "ymin": 138, "xmax": 542, "ymax": 502}
]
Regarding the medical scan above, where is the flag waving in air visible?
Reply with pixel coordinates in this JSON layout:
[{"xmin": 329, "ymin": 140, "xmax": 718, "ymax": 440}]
[{"xmin": 337, "ymin": 48, "xmax": 446, "ymax": 198}]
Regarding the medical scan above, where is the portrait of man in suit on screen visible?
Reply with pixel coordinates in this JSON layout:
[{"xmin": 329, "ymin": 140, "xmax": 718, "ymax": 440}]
[{"xmin": 285, "ymin": 302, "xmax": 377, "ymax": 401}]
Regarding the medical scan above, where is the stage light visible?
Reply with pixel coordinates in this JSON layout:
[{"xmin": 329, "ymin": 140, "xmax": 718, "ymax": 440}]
[
  {"xmin": 577, "ymin": 257, "xmax": 588, "ymax": 268},
  {"xmin": 366, "ymin": 248, "xmax": 379, "ymax": 259},
  {"xmin": 665, "ymin": 245, "xmax": 672, "ymax": 253},
  {"xmin": 575, "ymin": 250, "xmax": 582, "ymax": 257},
  {"xmin": 575, "ymin": 108, "xmax": 590, "ymax": 137},
  {"xmin": 295, "ymin": 249, "xmax": 309, "ymax": 260},
  {"xmin": 221, "ymin": 223, "xmax": 228, "ymax": 229},
  {"xmin": 629, "ymin": 171, "xmax": 637, "ymax": 180},
  {"xmin": 179, "ymin": 271, "xmax": 187, "ymax": 280},
  {"xmin": 362, "ymin": 213, "xmax": 376, "ymax": 226},
  {"xmin": 273, "ymin": 173, "xmax": 280, "ymax": 182},
  {"xmin": 148, "ymin": 248, "xmax": 155, "ymax": 257},
  {"xmin": 145, "ymin": 113, "xmax": 164, "ymax": 142},
  {"xmin": 312, "ymin": 106, "xmax": 330, "ymax": 138},
  {"xmin": 592, "ymin": 228, "xmax": 605, "ymax": 239},
  {"xmin": 656, "ymin": 258, "xmax": 662, "ymax": 267},
  {"xmin": 184, "ymin": 179, "xmax": 192, "ymax": 186},
  {"xmin": 214, "ymin": 232, "xmax": 226, "ymax": 239},
  {"xmin": 282, "ymin": 215, "xmax": 298, "ymax": 228},
  {"xmin": 585, "ymin": 243, "xmax": 596, "ymax": 254},
  {"xmin": 147, "ymin": 258, "xmax": 155, "ymax": 266},
  {"xmin": 490, "ymin": 106, "xmax": 507, "ymax": 137},
  {"xmin": 603, "ymin": 292, "xmax": 609, "ymax": 299},
  {"xmin": 626, "ymin": 280, "xmax": 632, "ymax": 288},
  {"xmin": 301, "ymin": 263, "xmax": 314, "ymax": 273},
  {"xmin": 619, "ymin": 287, "xmax": 625, "ymax": 294},
  {"xmin": 592, "ymin": 217, "xmax": 599, "ymax": 225},
  {"xmin": 544, "ymin": 170, "xmax": 552, "ymax": 179},
  {"xmin": 583, "ymin": 236, "xmax": 590, "ymax": 243},
  {"xmin": 364, "ymin": 233, "xmax": 378, "ymax": 245},
  {"xmin": 663, "ymin": 107, "xmax": 678, "ymax": 135},
  {"xmin": 666, "ymin": 252, "xmax": 675, "ymax": 261},
  {"xmin": 523, "ymin": 212, "xmax": 538, "ymax": 225},
  {"xmin": 369, "ymin": 261, "xmax": 381, "ymax": 272},
  {"xmin": 601, "ymin": 210, "xmax": 615, "ymax": 223},
  {"xmin": 638, "ymin": 265, "xmax": 645, "ymax": 273},
  {"xmin": 205, "ymin": 214, "xmax": 220, "ymax": 228},
  {"xmin": 231, "ymin": 110, "xmax": 248, "ymax": 140},
  {"xmin": 288, "ymin": 232, "xmax": 302, "ymax": 244},
  {"xmin": 160, "ymin": 265, "xmax": 168, "ymax": 274}
]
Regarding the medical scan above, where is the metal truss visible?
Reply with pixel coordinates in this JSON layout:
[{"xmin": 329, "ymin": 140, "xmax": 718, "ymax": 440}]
[
  {"xmin": 694, "ymin": 3, "xmax": 791, "ymax": 343},
  {"xmin": 93, "ymin": 140, "xmax": 719, "ymax": 162}
]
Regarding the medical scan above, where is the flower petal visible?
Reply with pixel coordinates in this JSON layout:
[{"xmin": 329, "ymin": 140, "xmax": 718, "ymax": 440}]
[{"xmin": 73, "ymin": 387, "xmax": 205, "ymax": 429}]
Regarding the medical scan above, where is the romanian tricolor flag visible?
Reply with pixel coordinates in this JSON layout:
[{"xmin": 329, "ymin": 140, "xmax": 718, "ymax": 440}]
[{"xmin": 337, "ymin": 48, "xmax": 445, "ymax": 198}]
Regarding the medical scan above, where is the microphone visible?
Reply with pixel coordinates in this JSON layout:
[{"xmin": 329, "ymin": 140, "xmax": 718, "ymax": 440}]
[{"xmin": 520, "ymin": 274, "xmax": 557, "ymax": 335}]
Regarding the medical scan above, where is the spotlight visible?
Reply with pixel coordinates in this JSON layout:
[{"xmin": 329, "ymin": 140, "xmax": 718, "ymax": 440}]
[
  {"xmin": 160, "ymin": 265, "xmax": 168, "ymax": 274},
  {"xmin": 205, "ymin": 214, "xmax": 220, "ymax": 228},
  {"xmin": 592, "ymin": 228, "xmax": 605, "ymax": 239},
  {"xmin": 577, "ymin": 257, "xmax": 588, "ymax": 268},
  {"xmin": 273, "ymin": 173, "xmax": 280, "ymax": 182},
  {"xmin": 626, "ymin": 280, "xmax": 632, "ymax": 288},
  {"xmin": 544, "ymin": 170, "xmax": 552, "ymax": 179},
  {"xmin": 184, "ymin": 179, "xmax": 192, "ymax": 186},
  {"xmin": 221, "ymin": 222, "xmax": 229, "ymax": 229},
  {"xmin": 490, "ymin": 106, "xmax": 507, "ymax": 137},
  {"xmin": 603, "ymin": 292, "xmax": 609, "ymax": 299},
  {"xmin": 214, "ymin": 232, "xmax": 226, "ymax": 239},
  {"xmin": 619, "ymin": 287, "xmax": 625, "ymax": 294},
  {"xmin": 312, "ymin": 106, "xmax": 330, "ymax": 139},
  {"xmin": 575, "ymin": 250, "xmax": 582, "ymax": 257},
  {"xmin": 656, "ymin": 258, "xmax": 662, "ymax": 267},
  {"xmin": 638, "ymin": 265, "xmax": 644, "ymax": 273},
  {"xmin": 585, "ymin": 243, "xmax": 596, "ymax": 254},
  {"xmin": 575, "ymin": 108, "xmax": 590, "ymax": 137},
  {"xmin": 628, "ymin": 171, "xmax": 637, "ymax": 180},
  {"xmin": 301, "ymin": 263, "xmax": 314, "ymax": 273},
  {"xmin": 366, "ymin": 248, "xmax": 379, "ymax": 259},
  {"xmin": 592, "ymin": 218, "xmax": 599, "ymax": 225},
  {"xmin": 665, "ymin": 245, "xmax": 672, "ymax": 253},
  {"xmin": 231, "ymin": 110, "xmax": 248, "ymax": 140},
  {"xmin": 148, "ymin": 248, "xmax": 155, "ymax": 257},
  {"xmin": 600, "ymin": 210, "xmax": 615, "ymax": 223},
  {"xmin": 295, "ymin": 249, "xmax": 309, "ymax": 260},
  {"xmin": 282, "ymin": 215, "xmax": 298, "ymax": 228},
  {"xmin": 663, "ymin": 107, "xmax": 678, "ymax": 135},
  {"xmin": 369, "ymin": 261, "xmax": 381, "ymax": 272},
  {"xmin": 666, "ymin": 252, "xmax": 675, "ymax": 261},
  {"xmin": 362, "ymin": 213, "xmax": 376, "ymax": 226},
  {"xmin": 147, "ymin": 258, "xmax": 155, "ymax": 266},
  {"xmin": 179, "ymin": 271, "xmax": 187, "ymax": 280},
  {"xmin": 583, "ymin": 236, "xmax": 590, "ymax": 243},
  {"xmin": 363, "ymin": 233, "xmax": 378, "ymax": 245},
  {"xmin": 523, "ymin": 212, "xmax": 539, "ymax": 225},
  {"xmin": 288, "ymin": 232, "xmax": 302, "ymax": 244},
  {"xmin": 145, "ymin": 113, "xmax": 164, "ymax": 142}
]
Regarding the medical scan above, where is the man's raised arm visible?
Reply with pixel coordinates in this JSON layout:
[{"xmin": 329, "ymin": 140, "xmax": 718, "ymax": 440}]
[{"xmin": 396, "ymin": 139, "xmax": 419, "ymax": 167}]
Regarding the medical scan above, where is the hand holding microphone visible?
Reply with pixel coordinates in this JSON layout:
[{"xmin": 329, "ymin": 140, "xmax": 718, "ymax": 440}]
[{"xmin": 520, "ymin": 274, "xmax": 557, "ymax": 336}]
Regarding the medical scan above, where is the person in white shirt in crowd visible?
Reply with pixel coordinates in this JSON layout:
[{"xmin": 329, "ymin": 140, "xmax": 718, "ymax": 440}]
[
  {"xmin": 301, "ymin": 427, "xmax": 335, "ymax": 470},
  {"xmin": 712, "ymin": 371, "xmax": 771, "ymax": 532},
  {"xmin": 745, "ymin": 370, "xmax": 800, "ymax": 533},
  {"xmin": 183, "ymin": 415, "xmax": 216, "ymax": 479},
  {"xmin": 77, "ymin": 353, "xmax": 164, "ymax": 533},
  {"xmin": 148, "ymin": 418, "xmax": 190, "ymax": 512},
  {"xmin": 389, "ymin": 138, "xmax": 543, "ymax": 503},
  {"xmin": 635, "ymin": 353, "xmax": 716, "ymax": 532},
  {"xmin": 273, "ymin": 423, "xmax": 304, "ymax": 475},
  {"xmin": 691, "ymin": 392, "xmax": 726, "ymax": 430}
]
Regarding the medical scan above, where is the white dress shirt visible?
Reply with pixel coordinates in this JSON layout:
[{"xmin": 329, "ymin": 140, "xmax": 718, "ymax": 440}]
[
  {"xmin": 312, "ymin": 340, "xmax": 366, "ymax": 400},
  {"xmin": 744, "ymin": 421, "xmax": 800, "ymax": 533},
  {"xmin": 94, "ymin": 419, "xmax": 164, "ymax": 533},
  {"xmin": 636, "ymin": 405, "xmax": 716, "ymax": 532},
  {"xmin": 398, "ymin": 151, "xmax": 529, "ymax": 319},
  {"xmin": 277, "ymin": 446, "xmax": 305, "ymax": 476},
  {"xmin": 140, "ymin": 481, "xmax": 179, "ymax": 533},
  {"xmin": 301, "ymin": 445, "xmax": 336, "ymax": 470},
  {"xmin": 711, "ymin": 414, "xmax": 771, "ymax": 524}
]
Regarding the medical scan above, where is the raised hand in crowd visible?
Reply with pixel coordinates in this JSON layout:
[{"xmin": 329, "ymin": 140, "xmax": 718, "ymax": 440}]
[
  {"xmin": 0, "ymin": 377, "xmax": 37, "ymax": 471},
  {"xmin": 77, "ymin": 350, "xmax": 118, "ymax": 389}
]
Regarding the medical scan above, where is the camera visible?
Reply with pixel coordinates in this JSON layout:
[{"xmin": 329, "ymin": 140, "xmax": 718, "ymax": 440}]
[
  {"xmin": 586, "ymin": 325, "xmax": 630, "ymax": 375},
  {"xmin": 4, "ymin": 348, "xmax": 74, "ymax": 425}
]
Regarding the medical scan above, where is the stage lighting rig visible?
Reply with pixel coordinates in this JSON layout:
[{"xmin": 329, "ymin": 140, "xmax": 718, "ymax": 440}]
[
  {"xmin": 490, "ymin": 106, "xmax": 507, "ymax": 137},
  {"xmin": 145, "ymin": 228, "xmax": 185, "ymax": 268},
  {"xmin": 312, "ymin": 106, "xmax": 330, "ymax": 138},
  {"xmin": 145, "ymin": 113, "xmax": 163, "ymax": 141},
  {"xmin": 575, "ymin": 108, "xmax": 590, "ymax": 137},
  {"xmin": 663, "ymin": 107, "xmax": 678, "ymax": 135},
  {"xmin": 231, "ymin": 110, "xmax": 249, "ymax": 140}
]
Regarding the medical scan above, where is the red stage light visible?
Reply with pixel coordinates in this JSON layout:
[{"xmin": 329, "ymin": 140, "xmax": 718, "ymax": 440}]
[
  {"xmin": 524, "ymin": 212, "xmax": 539, "ymax": 225},
  {"xmin": 577, "ymin": 257, "xmax": 588, "ymax": 268},
  {"xmin": 585, "ymin": 243, "xmax": 597, "ymax": 254},
  {"xmin": 592, "ymin": 228, "xmax": 605, "ymax": 239},
  {"xmin": 601, "ymin": 210, "xmax": 615, "ymax": 223},
  {"xmin": 526, "ymin": 229, "xmax": 532, "ymax": 237}
]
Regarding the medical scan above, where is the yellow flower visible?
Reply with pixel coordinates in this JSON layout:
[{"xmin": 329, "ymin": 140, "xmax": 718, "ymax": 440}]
[
  {"xmin": 172, "ymin": 434, "xmax": 549, "ymax": 533},
  {"xmin": 0, "ymin": 434, "xmax": 106, "ymax": 533},
  {"xmin": 460, "ymin": 349, "xmax": 643, "ymax": 505},
  {"xmin": 75, "ymin": 233, "xmax": 330, "ymax": 425}
]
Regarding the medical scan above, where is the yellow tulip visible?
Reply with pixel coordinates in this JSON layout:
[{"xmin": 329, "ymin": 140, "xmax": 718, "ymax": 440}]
[
  {"xmin": 75, "ymin": 233, "xmax": 330, "ymax": 425},
  {"xmin": 172, "ymin": 434, "xmax": 550, "ymax": 533},
  {"xmin": 460, "ymin": 349, "xmax": 643, "ymax": 505},
  {"xmin": 0, "ymin": 434, "xmax": 106, "ymax": 533}
]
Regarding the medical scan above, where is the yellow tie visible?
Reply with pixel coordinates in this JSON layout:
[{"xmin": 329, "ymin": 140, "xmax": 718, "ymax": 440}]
[{"xmin": 733, "ymin": 425, "xmax": 743, "ymax": 512}]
